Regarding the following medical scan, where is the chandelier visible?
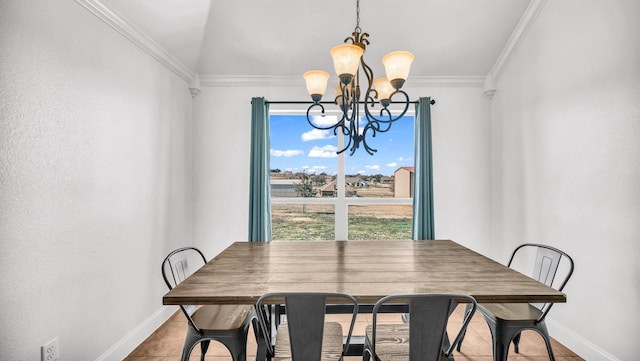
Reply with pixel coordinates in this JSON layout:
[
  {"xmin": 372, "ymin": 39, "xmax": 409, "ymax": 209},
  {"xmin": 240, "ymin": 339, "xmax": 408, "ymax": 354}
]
[{"xmin": 303, "ymin": 0, "xmax": 414, "ymax": 156}]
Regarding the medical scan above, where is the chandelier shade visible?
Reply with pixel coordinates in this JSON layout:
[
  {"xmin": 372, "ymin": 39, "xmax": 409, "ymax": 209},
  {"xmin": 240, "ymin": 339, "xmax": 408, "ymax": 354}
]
[
  {"xmin": 330, "ymin": 44, "xmax": 364, "ymax": 84},
  {"xmin": 382, "ymin": 51, "xmax": 414, "ymax": 89},
  {"xmin": 373, "ymin": 77, "xmax": 395, "ymax": 104},
  {"xmin": 303, "ymin": 70, "xmax": 330, "ymax": 102},
  {"xmin": 333, "ymin": 84, "xmax": 351, "ymax": 106}
]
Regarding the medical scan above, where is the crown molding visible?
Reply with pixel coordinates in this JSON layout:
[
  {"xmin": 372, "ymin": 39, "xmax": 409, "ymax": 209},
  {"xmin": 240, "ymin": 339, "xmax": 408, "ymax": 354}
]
[
  {"xmin": 409, "ymin": 76, "xmax": 485, "ymax": 87},
  {"xmin": 199, "ymin": 75, "xmax": 485, "ymax": 88},
  {"xmin": 74, "ymin": 0, "xmax": 194, "ymax": 82},
  {"xmin": 199, "ymin": 75, "xmax": 301, "ymax": 87},
  {"xmin": 489, "ymin": 0, "xmax": 548, "ymax": 81}
]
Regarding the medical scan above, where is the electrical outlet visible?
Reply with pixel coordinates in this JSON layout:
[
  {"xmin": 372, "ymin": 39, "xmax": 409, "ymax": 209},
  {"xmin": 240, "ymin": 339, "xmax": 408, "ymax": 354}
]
[{"xmin": 41, "ymin": 338, "xmax": 59, "ymax": 361}]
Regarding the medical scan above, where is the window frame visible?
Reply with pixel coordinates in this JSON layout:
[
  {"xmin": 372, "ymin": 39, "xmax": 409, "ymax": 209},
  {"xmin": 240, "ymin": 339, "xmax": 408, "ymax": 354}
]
[{"xmin": 269, "ymin": 107, "xmax": 414, "ymax": 240}]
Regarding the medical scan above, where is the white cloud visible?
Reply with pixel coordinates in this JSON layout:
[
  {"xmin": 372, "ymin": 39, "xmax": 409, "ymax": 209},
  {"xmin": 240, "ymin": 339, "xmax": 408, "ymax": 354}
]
[
  {"xmin": 301, "ymin": 129, "xmax": 335, "ymax": 142},
  {"xmin": 357, "ymin": 170, "xmax": 366, "ymax": 175},
  {"xmin": 386, "ymin": 162, "xmax": 398, "ymax": 167},
  {"xmin": 365, "ymin": 164, "xmax": 380, "ymax": 171},
  {"xmin": 310, "ymin": 115, "xmax": 339, "ymax": 127},
  {"xmin": 300, "ymin": 165, "xmax": 326, "ymax": 174},
  {"xmin": 270, "ymin": 149, "xmax": 303, "ymax": 157},
  {"xmin": 308, "ymin": 145, "xmax": 338, "ymax": 158}
]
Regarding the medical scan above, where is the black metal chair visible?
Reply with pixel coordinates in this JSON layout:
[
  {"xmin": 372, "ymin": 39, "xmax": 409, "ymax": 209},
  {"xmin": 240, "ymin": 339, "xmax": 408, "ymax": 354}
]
[
  {"xmin": 162, "ymin": 247, "xmax": 256, "ymax": 361},
  {"xmin": 363, "ymin": 294, "xmax": 477, "ymax": 361},
  {"xmin": 255, "ymin": 292, "xmax": 359, "ymax": 361},
  {"xmin": 456, "ymin": 243, "xmax": 575, "ymax": 361}
]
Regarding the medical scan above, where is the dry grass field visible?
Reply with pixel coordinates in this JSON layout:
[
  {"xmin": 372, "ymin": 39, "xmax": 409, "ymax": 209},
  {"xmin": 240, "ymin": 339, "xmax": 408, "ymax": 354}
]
[
  {"xmin": 272, "ymin": 203, "xmax": 412, "ymax": 240},
  {"xmin": 270, "ymin": 177, "xmax": 413, "ymax": 240},
  {"xmin": 350, "ymin": 184, "xmax": 395, "ymax": 198}
]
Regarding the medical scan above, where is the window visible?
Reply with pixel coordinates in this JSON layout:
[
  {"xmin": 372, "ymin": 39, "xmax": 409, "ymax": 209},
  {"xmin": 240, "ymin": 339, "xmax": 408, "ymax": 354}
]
[{"xmin": 270, "ymin": 112, "xmax": 414, "ymax": 241}]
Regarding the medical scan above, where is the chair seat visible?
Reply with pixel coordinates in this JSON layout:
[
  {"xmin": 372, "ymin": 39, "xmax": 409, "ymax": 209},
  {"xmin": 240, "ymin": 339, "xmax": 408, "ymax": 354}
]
[
  {"xmin": 191, "ymin": 304, "xmax": 254, "ymax": 331},
  {"xmin": 274, "ymin": 322, "xmax": 344, "ymax": 361},
  {"xmin": 365, "ymin": 324, "xmax": 448, "ymax": 361},
  {"xmin": 479, "ymin": 303, "xmax": 543, "ymax": 322}
]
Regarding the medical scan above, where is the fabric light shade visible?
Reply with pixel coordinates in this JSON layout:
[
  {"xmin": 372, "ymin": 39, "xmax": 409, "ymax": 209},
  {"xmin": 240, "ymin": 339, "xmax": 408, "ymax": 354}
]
[
  {"xmin": 330, "ymin": 44, "xmax": 363, "ymax": 79},
  {"xmin": 382, "ymin": 51, "xmax": 414, "ymax": 88},
  {"xmin": 303, "ymin": 70, "xmax": 330, "ymax": 98}
]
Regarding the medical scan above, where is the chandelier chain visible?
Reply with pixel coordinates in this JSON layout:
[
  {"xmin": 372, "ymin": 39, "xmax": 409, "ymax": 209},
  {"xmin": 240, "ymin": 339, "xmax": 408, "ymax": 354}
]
[{"xmin": 355, "ymin": 0, "xmax": 361, "ymax": 34}]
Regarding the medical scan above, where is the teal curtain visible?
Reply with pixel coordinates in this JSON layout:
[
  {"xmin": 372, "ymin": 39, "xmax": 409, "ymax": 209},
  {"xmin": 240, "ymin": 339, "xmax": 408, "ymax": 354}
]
[
  {"xmin": 412, "ymin": 97, "xmax": 435, "ymax": 240},
  {"xmin": 248, "ymin": 97, "xmax": 272, "ymax": 242}
]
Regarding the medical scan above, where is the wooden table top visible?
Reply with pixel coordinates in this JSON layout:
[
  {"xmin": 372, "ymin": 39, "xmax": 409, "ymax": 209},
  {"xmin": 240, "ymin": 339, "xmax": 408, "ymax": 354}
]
[{"xmin": 163, "ymin": 240, "xmax": 566, "ymax": 305}]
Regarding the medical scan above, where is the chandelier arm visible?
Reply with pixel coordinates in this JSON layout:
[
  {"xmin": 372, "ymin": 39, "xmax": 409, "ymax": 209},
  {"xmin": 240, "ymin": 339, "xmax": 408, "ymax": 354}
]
[
  {"xmin": 305, "ymin": 103, "xmax": 341, "ymax": 131},
  {"xmin": 335, "ymin": 82, "xmax": 359, "ymax": 124},
  {"xmin": 363, "ymin": 89, "xmax": 411, "ymax": 123},
  {"xmin": 359, "ymin": 122, "xmax": 378, "ymax": 155},
  {"xmin": 337, "ymin": 123, "xmax": 355, "ymax": 155},
  {"xmin": 360, "ymin": 56, "xmax": 377, "ymax": 107},
  {"xmin": 372, "ymin": 108, "xmax": 394, "ymax": 133}
]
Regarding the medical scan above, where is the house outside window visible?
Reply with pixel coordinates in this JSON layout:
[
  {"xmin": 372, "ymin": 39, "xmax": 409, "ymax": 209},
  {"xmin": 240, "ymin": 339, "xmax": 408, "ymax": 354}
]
[{"xmin": 394, "ymin": 166, "xmax": 415, "ymax": 198}]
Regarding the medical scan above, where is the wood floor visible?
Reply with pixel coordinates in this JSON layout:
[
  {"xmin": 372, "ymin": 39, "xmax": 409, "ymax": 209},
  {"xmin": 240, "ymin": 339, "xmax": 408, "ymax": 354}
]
[{"xmin": 125, "ymin": 305, "xmax": 584, "ymax": 361}]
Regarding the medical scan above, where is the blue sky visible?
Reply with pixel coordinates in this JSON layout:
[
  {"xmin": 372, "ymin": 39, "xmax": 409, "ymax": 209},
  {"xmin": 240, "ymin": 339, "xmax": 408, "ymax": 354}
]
[{"xmin": 270, "ymin": 114, "xmax": 415, "ymax": 176}]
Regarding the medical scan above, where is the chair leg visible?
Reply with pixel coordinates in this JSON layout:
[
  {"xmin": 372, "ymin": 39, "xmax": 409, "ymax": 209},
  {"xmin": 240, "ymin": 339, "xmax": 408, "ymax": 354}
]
[
  {"xmin": 362, "ymin": 347, "xmax": 372, "ymax": 361},
  {"xmin": 200, "ymin": 340, "xmax": 210, "ymax": 361},
  {"xmin": 513, "ymin": 332, "xmax": 521, "ymax": 353},
  {"xmin": 455, "ymin": 303, "xmax": 474, "ymax": 351},
  {"xmin": 253, "ymin": 321, "xmax": 270, "ymax": 361},
  {"xmin": 223, "ymin": 331, "xmax": 248, "ymax": 361},
  {"xmin": 485, "ymin": 319, "xmax": 522, "ymax": 361},
  {"xmin": 456, "ymin": 327, "xmax": 467, "ymax": 352},
  {"xmin": 362, "ymin": 336, "xmax": 373, "ymax": 361},
  {"xmin": 536, "ymin": 321, "xmax": 556, "ymax": 361},
  {"xmin": 181, "ymin": 329, "xmax": 201, "ymax": 361},
  {"xmin": 489, "ymin": 325, "xmax": 509, "ymax": 361}
]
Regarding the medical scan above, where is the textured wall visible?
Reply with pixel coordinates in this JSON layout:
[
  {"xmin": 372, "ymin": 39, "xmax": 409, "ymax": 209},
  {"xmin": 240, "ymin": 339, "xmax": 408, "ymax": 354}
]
[
  {"xmin": 489, "ymin": 0, "xmax": 640, "ymax": 359},
  {"xmin": 0, "ymin": 1, "xmax": 192, "ymax": 360}
]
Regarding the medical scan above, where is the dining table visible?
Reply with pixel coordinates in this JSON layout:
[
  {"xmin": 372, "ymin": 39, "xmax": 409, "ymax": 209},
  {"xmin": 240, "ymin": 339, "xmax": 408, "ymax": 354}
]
[
  {"xmin": 162, "ymin": 239, "xmax": 566, "ymax": 358},
  {"xmin": 163, "ymin": 239, "xmax": 566, "ymax": 305}
]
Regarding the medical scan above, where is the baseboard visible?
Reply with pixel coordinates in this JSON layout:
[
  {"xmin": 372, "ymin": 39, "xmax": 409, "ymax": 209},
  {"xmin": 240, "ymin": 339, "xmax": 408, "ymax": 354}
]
[
  {"xmin": 547, "ymin": 317, "xmax": 620, "ymax": 361},
  {"xmin": 95, "ymin": 306, "xmax": 177, "ymax": 361}
]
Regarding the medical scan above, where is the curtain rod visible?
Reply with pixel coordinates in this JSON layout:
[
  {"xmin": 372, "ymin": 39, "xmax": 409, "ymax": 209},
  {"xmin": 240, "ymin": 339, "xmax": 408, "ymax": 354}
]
[{"xmin": 265, "ymin": 99, "xmax": 436, "ymax": 105}]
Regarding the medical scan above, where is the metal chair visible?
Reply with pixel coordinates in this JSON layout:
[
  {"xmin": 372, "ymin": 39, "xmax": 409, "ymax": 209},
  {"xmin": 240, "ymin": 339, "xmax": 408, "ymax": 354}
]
[
  {"xmin": 363, "ymin": 294, "xmax": 477, "ymax": 361},
  {"xmin": 456, "ymin": 243, "xmax": 575, "ymax": 361},
  {"xmin": 162, "ymin": 247, "xmax": 255, "ymax": 361},
  {"xmin": 255, "ymin": 292, "xmax": 359, "ymax": 361}
]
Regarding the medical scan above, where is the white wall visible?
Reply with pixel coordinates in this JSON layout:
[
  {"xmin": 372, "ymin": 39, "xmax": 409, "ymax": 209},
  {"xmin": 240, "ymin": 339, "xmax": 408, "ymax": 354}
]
[
  {"xmin": 0, "ymin": 1, "xmax": 193, "ymax": 360},
  {"xmin": 489, "ymin": 0, "xmax": 640, "ymax": 359},
  {"xmin": 192, "ymin": 79, "xmax": 492, "ymax": 257}
]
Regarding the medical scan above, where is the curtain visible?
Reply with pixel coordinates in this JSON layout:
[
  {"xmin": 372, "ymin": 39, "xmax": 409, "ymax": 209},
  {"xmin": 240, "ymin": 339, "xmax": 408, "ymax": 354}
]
[
  {"xmin": 248, "ymin": 97, "xmax": 272, "ymax": 242},
  {"xmin": 412, "ymin": 97, "xmax": 435, "ymax": 240}
]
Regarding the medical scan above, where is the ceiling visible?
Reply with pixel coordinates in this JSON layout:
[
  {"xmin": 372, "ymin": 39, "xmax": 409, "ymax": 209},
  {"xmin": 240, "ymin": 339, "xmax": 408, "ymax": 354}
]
[{"xmin": 99, "ymin": 0, "xmax": 531, "ymax": 79}]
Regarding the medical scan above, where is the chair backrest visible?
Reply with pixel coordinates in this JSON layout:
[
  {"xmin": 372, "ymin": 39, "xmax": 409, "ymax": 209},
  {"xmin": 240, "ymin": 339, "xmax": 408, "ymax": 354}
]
[
  {"xmin": 255, "ymin": 292, "xmax": 359, "ymax": 361},
  {"xmin": 369, "ymin": 294, "xmax": 477, "ymax": 361},
  {"xmin": 507, "ymin": 243, "xmax": 574, "ymax": 321},
  {"xmin": 370, "ymin": 294, "xmax": 477, "ymax": 361},
  {"xmin": 161, "ymin": 247, "xmax": 207, "ymax": 330}
]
